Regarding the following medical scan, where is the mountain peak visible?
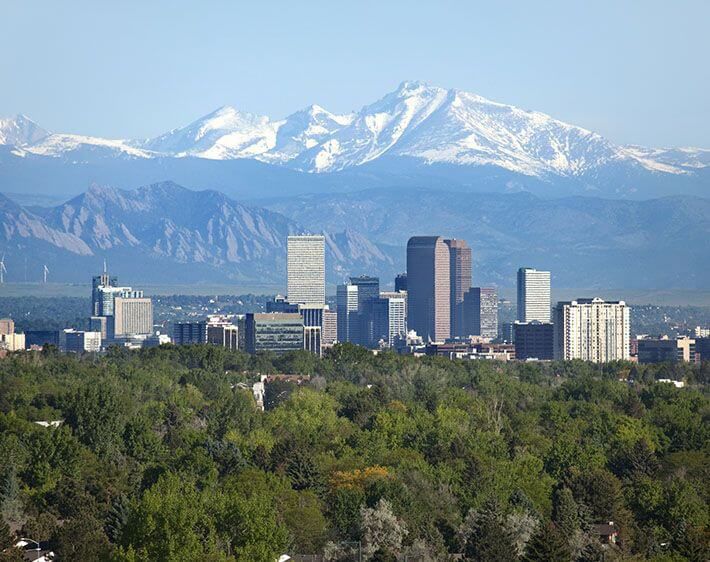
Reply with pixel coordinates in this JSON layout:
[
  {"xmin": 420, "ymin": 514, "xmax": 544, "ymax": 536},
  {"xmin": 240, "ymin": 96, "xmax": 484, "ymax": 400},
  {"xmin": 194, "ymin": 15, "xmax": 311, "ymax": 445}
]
[{"xmin": 0, "ymin": 113, "xmax": 50, "ymax": 146}]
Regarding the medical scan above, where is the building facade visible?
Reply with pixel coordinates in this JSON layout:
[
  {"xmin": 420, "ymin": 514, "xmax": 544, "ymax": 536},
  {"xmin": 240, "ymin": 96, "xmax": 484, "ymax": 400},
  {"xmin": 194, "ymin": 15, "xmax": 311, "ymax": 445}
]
[
  {"xmin": 287, "ymin": 235, "xmax": 325, "ymax": 306},
  {"xmin": 62, "ymin": 329, "xmax": 102, "ymax": 353},
  {"xmin": 372, "ymin": 293, "xmax": 407, "ymax": 347},
  {"xmin": 637, "ymin": 336, "xmax": 695, "ymax": 364},
  {"xmin": 112, "ymin": 297, "xmax": 153, "ymax": 338},
  {"xmin": 245, "ymin": 313, "xmax": 304, "ymax": 354},
  {"xmin": 336, "ymin": 283, "xmax": 359, "ymax": 343},
  {"xmin": 517, "ymin": 267, "xmax": 551, "ymax": 323},
  {"xmin": 445, "ymin": 239, "xmax": 472, "ymax": 337},
  {"xmin": 463, "ymin": 287, "xmax": 498, "ymax": 339},
  {"xmin": 554, "ymin": 298, "xmax": 630, "ymax": 362},
  {"xmin": 406, "ymin": 236, "xmax": 451, "ymax": 342},
  {"xmin": 394, "ymin": 273, "xmax": 407, "ymax": 292},
  {"xmin": 513, "ymin": 321, "xmax": 554, "ymax": 360}
]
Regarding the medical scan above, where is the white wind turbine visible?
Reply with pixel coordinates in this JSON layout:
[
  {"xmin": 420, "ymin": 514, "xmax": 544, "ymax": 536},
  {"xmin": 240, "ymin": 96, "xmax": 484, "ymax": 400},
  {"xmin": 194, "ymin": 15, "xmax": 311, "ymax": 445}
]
[{"xmin": 0, "ymin": 254, "xmax": 6, "ymax": 284}]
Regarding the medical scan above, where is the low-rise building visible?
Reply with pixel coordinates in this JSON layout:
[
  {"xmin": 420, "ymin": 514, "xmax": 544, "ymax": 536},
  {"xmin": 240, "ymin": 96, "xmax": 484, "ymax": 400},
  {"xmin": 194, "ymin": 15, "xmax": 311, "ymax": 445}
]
[
  {"xmin": 245, "ymin": 313, "xmax": 304, "ymax": 354},
  {"xmin": 637, "ymin": 336, "xmax": 695, "ymax": 364}
]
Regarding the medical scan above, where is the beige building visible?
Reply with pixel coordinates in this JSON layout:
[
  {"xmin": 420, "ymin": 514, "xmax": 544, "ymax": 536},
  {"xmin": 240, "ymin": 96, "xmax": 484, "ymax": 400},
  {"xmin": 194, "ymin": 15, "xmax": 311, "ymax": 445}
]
[
  {"xmin": 0, "ymin": 318, "xmax": 15, "ymax": 336},
  {"xmin": 287, "ymin": 235, "xmax": 325, "ymax": 306},
  {"xmin": 112, "ymin": 297, "xmax": 153, "ymax": 337},
  {"xmin": 554, "ymin": 298, "xmax": 630, "ymax": 362},
  {"xmin": 0, "ymin": 332, "xmax": 25, "ymax": 351}
]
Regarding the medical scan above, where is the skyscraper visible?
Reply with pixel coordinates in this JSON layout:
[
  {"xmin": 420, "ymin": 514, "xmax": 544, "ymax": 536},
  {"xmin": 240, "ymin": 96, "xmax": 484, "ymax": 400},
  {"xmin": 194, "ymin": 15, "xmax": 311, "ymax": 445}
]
[
  {"xmin": 287, "ymin": 235, "xmax": 325, "ymax": 306},
  {"xmin": 92, "ymin": 267, "xmax": 118, "ymax": 316},
  {"xmin": 463, "ymin": 287, "xmax": 498, "ymax": 339},
  {"xmin": 394, "ymin": 273, "xmax": 407, "ymax": 292},
  {"xmin": 336, "ymin": 283, "xmax": 359, "ymax": 343},
  {"xmin": 445, "ymin": 239, "xmax": 472, "ymax": 337},
  {"xmin": 372, "ymin": 293, "xmax": 407, "ymax": 347},
  {"xmin": 406, "ymin": 236, "xmax": 450, "ymax": 342},
  {"xmin": 553, "ymin": 298, "xmax": 630, "ymax": 362},
  {"xmin": 517, "ymin": 268, "xmax": 551, "ymax": 323},
  {"xmin": 350, "ymin": 275, "xmax": 380, "ymax": 346}
]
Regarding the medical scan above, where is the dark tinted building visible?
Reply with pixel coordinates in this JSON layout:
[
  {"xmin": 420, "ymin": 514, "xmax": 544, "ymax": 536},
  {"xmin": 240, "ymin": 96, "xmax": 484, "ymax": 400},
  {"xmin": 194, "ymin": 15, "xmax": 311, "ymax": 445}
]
[
  {"xmin": 407, "ymin": 236, "xmax": 450, "ymax": 342},
  {"xmin": 445, "ymin": 239, "xmax": 472, "ymax": 337},
  {"xmin": 394, "ymin": 273, "xmax": 407, "ymax": 292},
  {"xmin": 245, "ymin": 313, "xmax": 303, "ymax": 354},
  {"xmin": 463, "ymin": 287, "xmax": 498, "ymax": 339},
  {"xmin": 24, "ymin": 330, "xmax": 61, "ymax": 349},
  {"xmin": 513, "ymin": 321, "xmax": 554, "ymax": 360}
]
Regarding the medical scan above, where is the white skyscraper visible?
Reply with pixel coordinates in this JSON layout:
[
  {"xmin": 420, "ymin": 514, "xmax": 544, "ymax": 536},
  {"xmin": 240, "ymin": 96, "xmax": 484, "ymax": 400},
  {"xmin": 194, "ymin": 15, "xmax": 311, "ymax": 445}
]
[
  {"xmin": 287, "ymin": 235, "xmax": 325, "ymax": 306},
  {"xmin": 553, "ymin": 298, "xmax": 630, "ymax": 362},
  {"xmin": 336, "ymin": 283, "xmax": 359, "ymax": 343},
  {"xmin": 517, "ymin": 267, "xmax": 551, "ymax": 323}
]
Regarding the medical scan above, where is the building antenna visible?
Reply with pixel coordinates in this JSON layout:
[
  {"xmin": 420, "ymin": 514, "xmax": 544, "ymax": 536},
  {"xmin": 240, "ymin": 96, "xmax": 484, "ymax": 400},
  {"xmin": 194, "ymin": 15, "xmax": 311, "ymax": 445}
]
[
  {"xmin": 103, "ymin": 258, "xmax": 107, "ymax": 274},
  {"xmin": 0, "ymin": 254, "xmax": 6, "ymax": 284},
  {"xmin": 43, "ymin": 264, "xmax": 49, "ymax": 284}
]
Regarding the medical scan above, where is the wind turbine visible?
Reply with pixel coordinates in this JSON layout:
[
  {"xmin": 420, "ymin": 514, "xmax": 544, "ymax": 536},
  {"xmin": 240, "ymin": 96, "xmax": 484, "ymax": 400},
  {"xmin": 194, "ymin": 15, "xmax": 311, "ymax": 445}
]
[
  {"xmin": 43, "ymin": 264, "xmax": 49, "ymax": 284},
  {"xmin": 0, "ymin": 254, "xmax": 6, "ymax": 284}
]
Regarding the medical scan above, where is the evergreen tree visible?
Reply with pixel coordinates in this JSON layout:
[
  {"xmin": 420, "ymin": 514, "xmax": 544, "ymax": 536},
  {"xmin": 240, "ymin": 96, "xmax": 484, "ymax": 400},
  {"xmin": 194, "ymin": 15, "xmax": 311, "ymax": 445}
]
[
  {"xmin": 0, "ymin": 517, "xmax": 13, "ymax": 550},
  {"xmin": 552, "ymin": 487, "xmax": 579, "ymax": 535},
  {"xmin": 522, "ymin": 522, "xmax": 571, "ymax": 562},
  {"xmin": 462, "ymin": 498, "xmax": 518, "ymax": 562}
]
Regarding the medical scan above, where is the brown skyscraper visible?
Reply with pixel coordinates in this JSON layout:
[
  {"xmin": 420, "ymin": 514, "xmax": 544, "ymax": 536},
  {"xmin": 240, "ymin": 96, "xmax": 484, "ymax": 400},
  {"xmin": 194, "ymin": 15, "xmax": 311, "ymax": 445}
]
[
  {"xmin": 406, "ymin": 236, "xmax": 450, "ymax": 342},
  {"xmin": 445, "ymin": 239, "xmax": 472, "ymax": 337}
]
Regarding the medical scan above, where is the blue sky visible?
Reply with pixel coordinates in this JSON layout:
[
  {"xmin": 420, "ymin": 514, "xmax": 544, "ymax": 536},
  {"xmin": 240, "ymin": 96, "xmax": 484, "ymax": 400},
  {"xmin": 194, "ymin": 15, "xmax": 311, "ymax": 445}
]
[{"xmin": 2, "ymin": 0, "xmax": 708, "ymax": 147}]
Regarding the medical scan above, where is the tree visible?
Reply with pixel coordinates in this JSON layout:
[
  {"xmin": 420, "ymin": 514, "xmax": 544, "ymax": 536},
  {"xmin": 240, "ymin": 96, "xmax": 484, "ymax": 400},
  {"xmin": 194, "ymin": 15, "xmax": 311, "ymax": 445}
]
[
  {"xmin": 0, "ymin": 517, "xmax": 14, "ymax": 550},
  {"xmin": 360, "ymin": 499, "xmax": 407, "ymax": 561},
  {"xmin": 460, "ymin": 499, "xmax": 518, "ymax": 562},
  {"xmin": 64, "ymin": 378, "xmax": 127, "ymax": 456},
  {"xmin": 120, "ymin": 474, "xmax": 220, "ymax": 562},
  {"xmin": 522, "ymin": 522, "xmax": 571, "ymax": 562},
  {"xmin": 52, "ymin": 511, "xmax": 113, "ymax": 561},
  {"xmin": 281, "ymin": 491, "xmax": 328, "ymax": 554},
  {"xmin": 552, "ymin": 487, "xmax": 579, "ymax": 536}
]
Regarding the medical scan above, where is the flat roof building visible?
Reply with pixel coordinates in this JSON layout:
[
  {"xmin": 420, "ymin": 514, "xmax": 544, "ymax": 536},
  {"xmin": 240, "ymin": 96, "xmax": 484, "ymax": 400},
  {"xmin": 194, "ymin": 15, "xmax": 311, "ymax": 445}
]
[
  {"xmin": 407, "ymin": 236, "xmax": 450, "ymax": 342},
  {"xmin": 245, "ymin": 313, "xmax": 304, "ymax": 355},
  {"xmin": 287, "ymin": 235, "xmax": 325, "ymax": 306}
]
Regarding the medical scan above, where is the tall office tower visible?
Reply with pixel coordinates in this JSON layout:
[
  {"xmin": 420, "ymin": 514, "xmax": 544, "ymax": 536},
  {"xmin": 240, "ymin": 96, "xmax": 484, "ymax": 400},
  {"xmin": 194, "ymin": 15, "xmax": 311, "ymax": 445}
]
[
  {"xmin": 463, "ymin": 287, "xmax": 498, "ymax": 339},
  {"xmin": 372, "ymin": 293, "xmax": 407, "ymax": 347},
  {"xmin": 553, "ymin": 298, "xmax": 630, "ymax": 362},
  {"xmin": 407, "ymin": 236, "xmax": 450, "ymax": 342},
  {"xmin": 445, "ymin": 239, "xmax": 472, "ymax": 337},
  {"xmin": 350, "ymin": 276, "xmax": 380, "ymax": 346},
  {"xmin": 92, "ymin": 267, "xmax": 118, "ymax": 316},
  {"xmin": 173, "ymin": 322, "xmax": 207, "ymax": 345},
  {"xmin": 394, "ymin": 273, "xmax": 407, "ymax": 292},
  {"xmin": 112, "ymin": 296, "xmax": 153, "ymax": 337},
  {"xmin": 300, "ymin": 305, "xmax": 327, "ymax": 356},
  {"xmin": 336, "ymin": 283, "xmax": 359, "ymax": 343},
  {"xmin": 517, "ymin": 267, "xmax": 551, "ymax": 322},
  {"xmin": 287, "ymin": 235, "xmax": 325, "ymax": 306}
]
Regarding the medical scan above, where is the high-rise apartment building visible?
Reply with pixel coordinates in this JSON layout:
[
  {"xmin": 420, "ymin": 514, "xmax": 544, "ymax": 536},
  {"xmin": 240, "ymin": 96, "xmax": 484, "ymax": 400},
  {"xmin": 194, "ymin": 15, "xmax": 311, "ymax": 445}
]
[
  {"xmin": 407, "ymin": 236, "xmax": 450, "ymax": 342},
  {"xmin": 336, "ymin": 283, "xmax": 359, "ymax": 343},
  {"xmin": 287, "ymin": 235, "xmax": 325, "ymax": 306},
  {"xmin": 112, "ymin": 296, "xmax": 153, "ymax": 337},
  {"xmin": 517, "ymin": 268, "xmax": 551, "ymax": 323},
  {"xmin": 463, "ymin": 287, "xmax": 498, "ymax": 339},
  {"xmin": 445, "ymin": 239, "xmax": 472, "ymax": 337},
  {"xmin": 553, "ymin": 298, "xmax": 630, "ymax": 362}
]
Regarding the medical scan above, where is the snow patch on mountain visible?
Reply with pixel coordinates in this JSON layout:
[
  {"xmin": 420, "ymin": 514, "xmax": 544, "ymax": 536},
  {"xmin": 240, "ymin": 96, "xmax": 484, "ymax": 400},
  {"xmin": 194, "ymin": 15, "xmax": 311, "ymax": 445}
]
[{"xmin": 0, "ymin": 114, "xmax": 49, "ymax": 146}]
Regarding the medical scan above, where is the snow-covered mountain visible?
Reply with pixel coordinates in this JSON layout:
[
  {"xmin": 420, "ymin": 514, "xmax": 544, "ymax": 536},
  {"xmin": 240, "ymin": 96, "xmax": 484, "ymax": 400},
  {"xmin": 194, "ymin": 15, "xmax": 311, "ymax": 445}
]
[
  {"xmin": 0, "ymin": 114, "xmax": 49, "ymax": 147},
  {"xmin": 0, "ymin": 81, "xmax": 708, "ymax": 200}
]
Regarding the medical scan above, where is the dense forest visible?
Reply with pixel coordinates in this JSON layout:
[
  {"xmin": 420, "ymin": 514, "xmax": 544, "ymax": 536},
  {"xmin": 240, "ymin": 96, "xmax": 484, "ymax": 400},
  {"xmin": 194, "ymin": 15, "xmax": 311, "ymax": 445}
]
[{"xmin": 0, "ymin": 345, "xmax": 708, "ymax": 561}]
